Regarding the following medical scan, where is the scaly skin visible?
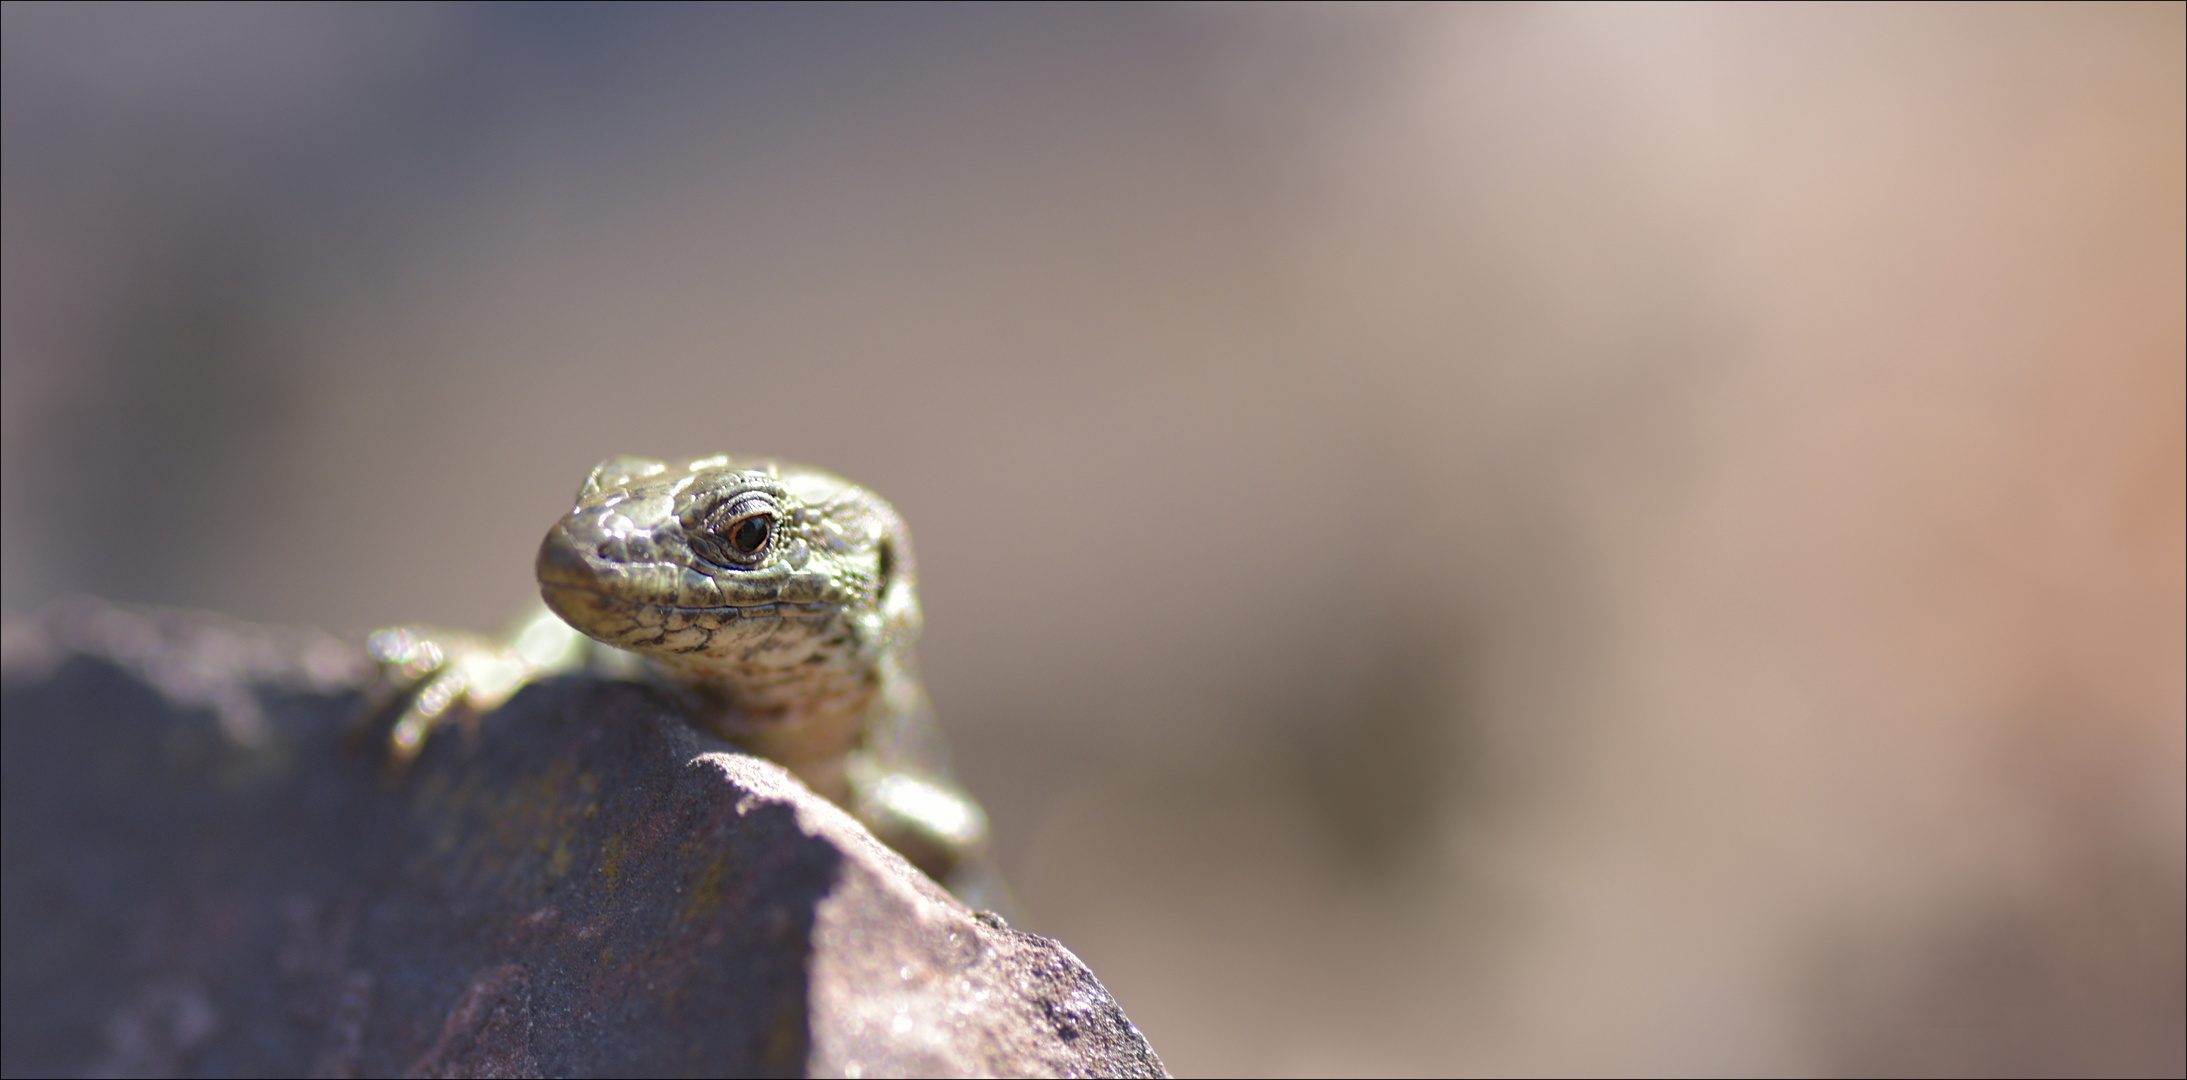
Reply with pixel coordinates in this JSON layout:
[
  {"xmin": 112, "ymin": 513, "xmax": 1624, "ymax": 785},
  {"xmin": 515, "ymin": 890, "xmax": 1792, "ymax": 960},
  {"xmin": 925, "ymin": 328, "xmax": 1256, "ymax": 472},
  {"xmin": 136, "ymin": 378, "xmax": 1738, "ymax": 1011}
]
[{"xmin": 370, "ymin": 455, "xmax": 991, "ymax": 895}]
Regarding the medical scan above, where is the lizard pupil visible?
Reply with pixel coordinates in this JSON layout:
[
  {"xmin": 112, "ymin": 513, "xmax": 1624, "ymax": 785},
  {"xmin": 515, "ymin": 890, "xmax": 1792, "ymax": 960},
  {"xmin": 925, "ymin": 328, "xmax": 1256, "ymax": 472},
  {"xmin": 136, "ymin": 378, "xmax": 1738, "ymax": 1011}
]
[{"xmin": 729, "ymin": 516, "xmax": 772, "ymax": 556}]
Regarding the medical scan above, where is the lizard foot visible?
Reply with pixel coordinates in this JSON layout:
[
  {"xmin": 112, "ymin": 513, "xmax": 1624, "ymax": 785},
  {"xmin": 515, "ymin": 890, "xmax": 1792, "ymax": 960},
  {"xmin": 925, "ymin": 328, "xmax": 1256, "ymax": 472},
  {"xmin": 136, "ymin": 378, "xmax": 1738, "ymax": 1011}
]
[{"xmin": 362, "ymin": 607, "xmax": 586, "ymax": 768}]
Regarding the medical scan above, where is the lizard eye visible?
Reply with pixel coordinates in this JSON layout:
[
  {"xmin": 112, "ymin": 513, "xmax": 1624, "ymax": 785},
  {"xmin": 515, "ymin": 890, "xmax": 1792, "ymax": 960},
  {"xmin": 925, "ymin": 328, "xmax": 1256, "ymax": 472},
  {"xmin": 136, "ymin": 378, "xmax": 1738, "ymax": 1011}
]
[
  {"xmin": 693, "ymin": 492, "xmax": 778, "ymax": 567},
  {"xmin": 729, "ymin": 515, "xmax": 771, "ymax": 557}
]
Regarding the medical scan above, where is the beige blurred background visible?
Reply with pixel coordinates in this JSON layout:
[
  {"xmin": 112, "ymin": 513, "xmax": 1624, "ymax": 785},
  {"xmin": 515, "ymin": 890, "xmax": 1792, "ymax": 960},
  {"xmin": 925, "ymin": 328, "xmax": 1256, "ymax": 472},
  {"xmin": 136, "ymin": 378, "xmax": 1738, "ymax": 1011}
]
[{"xmin": 4, "ymin": 3, "xmax": 2180, "ymax": 1075}]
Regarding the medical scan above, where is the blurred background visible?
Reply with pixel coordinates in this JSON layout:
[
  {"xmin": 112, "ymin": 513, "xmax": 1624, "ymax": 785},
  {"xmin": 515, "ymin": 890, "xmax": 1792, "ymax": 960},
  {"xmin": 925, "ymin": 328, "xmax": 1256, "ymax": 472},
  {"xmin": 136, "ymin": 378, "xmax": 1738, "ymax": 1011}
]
[{"xmin": 4, "ymin": 3, "xmax": 2180, "ymax": 1075}]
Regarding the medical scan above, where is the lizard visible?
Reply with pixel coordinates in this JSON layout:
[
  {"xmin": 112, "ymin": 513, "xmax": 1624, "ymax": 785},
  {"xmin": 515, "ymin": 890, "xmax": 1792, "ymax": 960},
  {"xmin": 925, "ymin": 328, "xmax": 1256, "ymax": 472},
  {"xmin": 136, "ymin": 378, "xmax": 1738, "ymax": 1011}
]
[{"xmin": 365, "ymin": 455, "xmax": 995, "ymax": 903}]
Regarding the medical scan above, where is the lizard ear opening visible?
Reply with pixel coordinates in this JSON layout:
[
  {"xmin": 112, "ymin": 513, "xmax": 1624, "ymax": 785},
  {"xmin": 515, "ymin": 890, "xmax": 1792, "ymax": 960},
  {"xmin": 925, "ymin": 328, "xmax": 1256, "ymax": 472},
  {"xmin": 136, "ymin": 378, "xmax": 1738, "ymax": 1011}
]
[{"xmin": 872, "ymin": 533, "xmax": 922, "ymax": 642}]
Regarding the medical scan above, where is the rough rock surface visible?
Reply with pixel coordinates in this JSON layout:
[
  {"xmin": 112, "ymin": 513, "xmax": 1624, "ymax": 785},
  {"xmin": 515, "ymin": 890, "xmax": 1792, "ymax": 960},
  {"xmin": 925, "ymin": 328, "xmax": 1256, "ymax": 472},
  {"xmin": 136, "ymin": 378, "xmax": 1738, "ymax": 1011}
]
[{"xmin": 0, "ymin": 602, "xmax": 1167, "ymax": 1078}]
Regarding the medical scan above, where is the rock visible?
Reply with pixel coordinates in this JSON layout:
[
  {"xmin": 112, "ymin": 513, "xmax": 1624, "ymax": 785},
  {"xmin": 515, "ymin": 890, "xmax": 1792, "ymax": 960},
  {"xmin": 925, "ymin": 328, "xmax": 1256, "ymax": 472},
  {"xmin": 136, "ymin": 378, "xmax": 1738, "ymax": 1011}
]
[{"xmin": 1, "ymin": 602, "xmax": 1167, "ymax": 1079}]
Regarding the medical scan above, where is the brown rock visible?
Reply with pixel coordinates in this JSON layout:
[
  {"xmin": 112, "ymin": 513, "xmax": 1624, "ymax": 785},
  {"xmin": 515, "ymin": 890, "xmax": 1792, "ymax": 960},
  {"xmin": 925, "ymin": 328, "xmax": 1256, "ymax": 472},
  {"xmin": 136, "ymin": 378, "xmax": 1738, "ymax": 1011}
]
[{"xmin": 1, "ymin": 601, "xmax": 1166, "ymax": 1078}]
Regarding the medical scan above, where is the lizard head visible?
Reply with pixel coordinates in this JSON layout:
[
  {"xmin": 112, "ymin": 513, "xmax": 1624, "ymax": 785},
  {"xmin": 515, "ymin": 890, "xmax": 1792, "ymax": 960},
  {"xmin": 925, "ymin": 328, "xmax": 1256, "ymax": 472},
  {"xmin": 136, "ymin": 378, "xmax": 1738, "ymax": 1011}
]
[{"xmin": 537, "ymin": 455, "xmax": 920, "ymax": 687}]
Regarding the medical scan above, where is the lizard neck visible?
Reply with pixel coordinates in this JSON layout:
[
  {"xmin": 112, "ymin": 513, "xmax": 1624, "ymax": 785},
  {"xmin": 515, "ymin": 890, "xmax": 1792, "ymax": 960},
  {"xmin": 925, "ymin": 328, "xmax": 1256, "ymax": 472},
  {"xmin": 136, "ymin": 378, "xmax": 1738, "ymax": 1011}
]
[{"xmin": 654, "ymin": 638, "xmax": 893, "ymax": 806}]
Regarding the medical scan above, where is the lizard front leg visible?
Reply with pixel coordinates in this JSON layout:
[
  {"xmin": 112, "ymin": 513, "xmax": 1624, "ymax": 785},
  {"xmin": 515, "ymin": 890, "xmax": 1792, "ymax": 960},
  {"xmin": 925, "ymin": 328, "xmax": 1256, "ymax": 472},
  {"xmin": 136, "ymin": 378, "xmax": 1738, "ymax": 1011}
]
[{"xmin": 364, "ymin": 606, "xmax": 588, "ymax": 766}]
